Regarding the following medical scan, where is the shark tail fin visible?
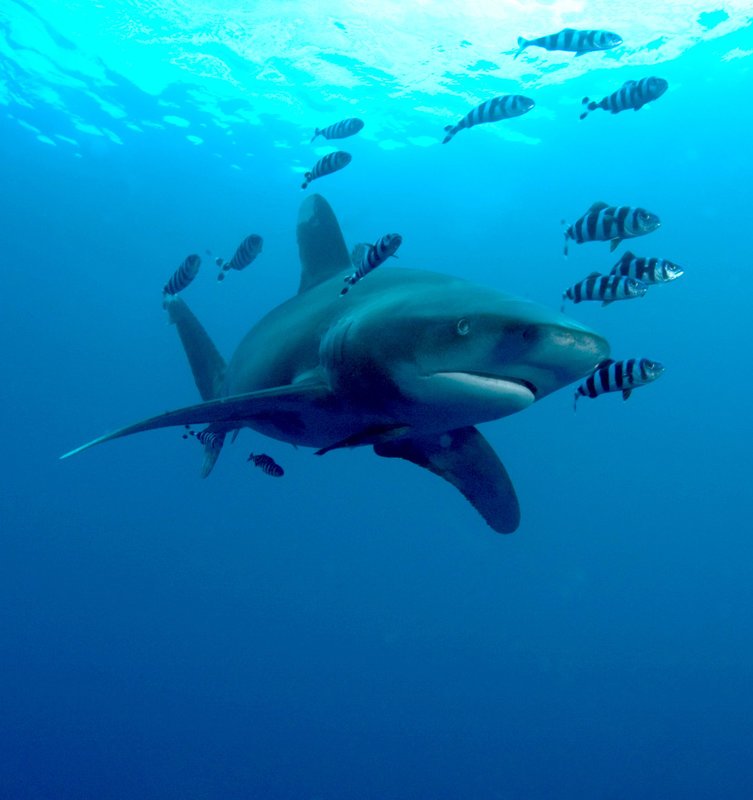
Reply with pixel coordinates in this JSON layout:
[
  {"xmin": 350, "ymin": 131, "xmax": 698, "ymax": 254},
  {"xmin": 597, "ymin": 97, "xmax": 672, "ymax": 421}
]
[
  {"xmin": 198, "ymin": 428, "xmax": 226, "ymax": 477},
  {"xmin": 165, "ymin": 295, "xmax": 226, "ymax": 401}
]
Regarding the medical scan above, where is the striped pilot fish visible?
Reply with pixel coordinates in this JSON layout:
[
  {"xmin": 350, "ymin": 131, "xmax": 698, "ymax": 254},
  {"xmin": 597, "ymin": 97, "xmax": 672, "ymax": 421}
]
[
  {"xmin": 609, "ymin": 251, "xmax": 684, "ymax": 284},
  {"xmin": 442, "ymin": 95, "xmax": 534, "ymax": 144},
  {"xmin": 301, "ymin": 151, "xmax": 352, "ymax": 189},
  {"xmin": 311, "ymin": 117, "xmax": 364, "ymax": 143},
  {"xmin": 561, "ymin": 272, "xmax": 647, "ymax": 310},
  {"xmin": 563, "ymin": 201, "xmax": 661, "ymax": 256},
  {"xmin": 580, "ymin": 77, "xmax": 668, "ymax": 120},
  {"xmin": 163, "ymin": 254, "xmax": 201, "ymax": 298},
  {"xmin": 341, "ymin": 233, "xmax": 403, "ymax": 296},
  {"xmin": 248, "ymin": 452, "xmax": 284, "ymax": 477},
  {"xmin": 574, "ymin": 358, "xmax": 664, "ymax": 410},
  {"xmin": 514, "ymin": 28, "xmax": 622, "ymax": 59},
  {"xmin": 216, "ymin": 234, "xmax": 263, "ymax": 281},
  {"xmin": 194, "ymin": 428, "xmax": 226, "ymax": 478}
]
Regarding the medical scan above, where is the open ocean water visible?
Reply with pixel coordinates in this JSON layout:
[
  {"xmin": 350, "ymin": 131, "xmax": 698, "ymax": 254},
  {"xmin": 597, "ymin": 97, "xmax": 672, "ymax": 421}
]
[{"xmin": 2, "ymin": 2, "xmax": 753, "ymax": 798}]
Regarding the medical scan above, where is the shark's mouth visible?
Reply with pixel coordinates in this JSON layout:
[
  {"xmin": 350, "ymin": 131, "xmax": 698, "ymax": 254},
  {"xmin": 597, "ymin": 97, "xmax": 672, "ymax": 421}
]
[
  {"xmin": 434, "ymin": 371, "xmax": 539, "ymax": 398},
  {"xmin": 430, "ymin": 371, "xmax": 538, "ymax": 403}
]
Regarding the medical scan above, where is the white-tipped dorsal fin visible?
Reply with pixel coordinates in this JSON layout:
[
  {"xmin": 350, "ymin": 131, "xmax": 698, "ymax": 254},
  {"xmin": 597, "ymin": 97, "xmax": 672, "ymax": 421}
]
[{"xmin": 296, "ymin": 194, "xmax": 351, "ymax": 294}]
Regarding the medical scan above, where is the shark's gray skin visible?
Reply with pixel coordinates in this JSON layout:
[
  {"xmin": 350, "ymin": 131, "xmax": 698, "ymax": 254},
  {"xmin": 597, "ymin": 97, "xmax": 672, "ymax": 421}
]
[{"xmin": 62, "ymin": 195, "xmax": 609, "ymax": 533}]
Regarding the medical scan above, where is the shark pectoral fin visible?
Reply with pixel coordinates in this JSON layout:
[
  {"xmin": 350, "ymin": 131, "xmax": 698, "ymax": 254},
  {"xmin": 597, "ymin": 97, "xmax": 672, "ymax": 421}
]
[
  {"xmin": 374, "ymin": 426, "xmax": 520, "ymax": 534},
  {"xmin": 165, "ymin": 296, "xmax": 226, "ymax": 401},
  {"xmin": 60, "ymin": 382, "xmax": 329, "ymax": 459}
]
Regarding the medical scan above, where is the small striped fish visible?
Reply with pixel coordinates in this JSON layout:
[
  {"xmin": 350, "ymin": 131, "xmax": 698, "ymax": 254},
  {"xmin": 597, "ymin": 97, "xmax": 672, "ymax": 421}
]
[
  {"xmin": 192, "ymin": 428, "xmax": 226, "ymax": 477},
  {"xmin": 580, "ymin": 77, "xmax": 668, "ymax": 120},
  {"xmin": 217, "ymin": 234, "xmax": 263, "ymax": 281},
  {"xmin": 561, "ymin": 272, "xmax": 647, "ymax": 310},
  {"xmin": 574, "ymin": 358, "xmax": 664, "ymax": 410},
  {"xmin": 163, "ymin": 254, "xmax": 201, "ymax": 297},
  {"xmin": 311, "ymin": 117, "xmax": 364, "ymax": 143},
  {"xmin": 442, "ymin": 95, "xmax": 534, "ymax": 144},
  {"xmin": 301, "ymin": 151, "xmax": 352, "ymax": 189},
  {"xmin": 195, "ymin": 429, "xmax": 224, "ymax": 450},
  {"xmin": 248, "ymin": 452, "xmax": 284, "ymax": 477},
  {"xmin": 563, "ymin": 201, "xmax": 661, "ymax": 256},
  {"xmin": 341, "ymin": 233, "xmax": 402, "ymax": 296},
  {"xmin": 609, "ymin": 251, "xmax": 684, "ymax": 284},
  {"xmin": 514, "ymin": 28, "xmax": 622, "ymax": 59},
  {"xmin": 514, "ymin": 28, "xmax": 622, "ymax": 58}
]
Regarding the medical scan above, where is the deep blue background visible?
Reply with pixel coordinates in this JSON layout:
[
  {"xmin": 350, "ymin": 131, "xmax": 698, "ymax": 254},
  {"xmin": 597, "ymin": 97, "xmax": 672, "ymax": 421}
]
[{"xmin": 2, "ymin": 18, "xmax": 753, "ymax": 800}]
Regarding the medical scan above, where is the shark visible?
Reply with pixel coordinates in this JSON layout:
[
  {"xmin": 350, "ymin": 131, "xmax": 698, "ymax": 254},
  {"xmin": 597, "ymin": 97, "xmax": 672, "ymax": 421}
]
[{"xmin": 62, "ymin": 194, "xmax": 609, "ymax": 533}]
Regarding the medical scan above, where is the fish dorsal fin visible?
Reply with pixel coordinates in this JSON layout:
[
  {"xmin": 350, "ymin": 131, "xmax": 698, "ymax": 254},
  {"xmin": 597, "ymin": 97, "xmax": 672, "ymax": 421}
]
[
  {"xmin": 296, "ymin": 194, "xmax": 351, "ymax": 293},
  {"xmin": 588, "ymin": 200, "xmax": 611, "ymax": 213},
  {"xmin": 622, "ymin": 250, "xmax": 636, "ymax": 260},
  {"xmin": 587, "ymin": 271, "xmax": 601, "ymax": 278},
  {"xmin": 374, "ymin": 426, "xmax": 520, "ymax": 533},
  {"xmin": 596, "ymin": 358, "xmax": 615, "ymax": 370},
  {"xmin": 622, "ymin": 80, "xmax": 638, "ymax": 88}
]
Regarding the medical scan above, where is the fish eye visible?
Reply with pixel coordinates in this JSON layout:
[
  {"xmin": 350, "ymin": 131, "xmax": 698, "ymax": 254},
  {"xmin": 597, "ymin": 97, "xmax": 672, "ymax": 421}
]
[{"xmin": 456, "ymin": 318, "xmax": 470, "ymax": 336}]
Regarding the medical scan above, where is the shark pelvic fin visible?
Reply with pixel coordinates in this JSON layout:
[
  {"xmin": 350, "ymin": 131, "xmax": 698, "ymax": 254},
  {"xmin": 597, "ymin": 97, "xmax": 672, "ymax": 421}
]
[
  {"xmin": 374, "ymin": 426, "xmax": 520, "ymax": 533},
  {"xmin": 165, "ymin": 295, "xmax": 226, "ymax": 401},
  {"xmin": 296, "ymin": 194, "xmax": 351, "ymax": 294}
]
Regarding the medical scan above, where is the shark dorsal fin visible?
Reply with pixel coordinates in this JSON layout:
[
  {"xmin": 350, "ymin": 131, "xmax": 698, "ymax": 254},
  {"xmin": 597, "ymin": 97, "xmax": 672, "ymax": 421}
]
[{"xmin": 296, "ymin": 194, "xmax": 351, "ymax": 294}]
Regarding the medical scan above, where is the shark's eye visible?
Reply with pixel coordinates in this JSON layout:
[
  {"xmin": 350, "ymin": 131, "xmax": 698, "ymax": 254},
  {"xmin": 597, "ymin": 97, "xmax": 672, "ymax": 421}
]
[{"xmin": 456, "ymin": 318, "xmax": 470, "ymax": 336}]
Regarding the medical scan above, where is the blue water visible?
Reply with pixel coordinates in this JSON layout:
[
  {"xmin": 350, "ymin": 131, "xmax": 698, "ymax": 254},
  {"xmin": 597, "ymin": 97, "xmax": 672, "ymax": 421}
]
[{"xmin": 2, "ymin": 4, "xmax": 753, "ymax": 798}]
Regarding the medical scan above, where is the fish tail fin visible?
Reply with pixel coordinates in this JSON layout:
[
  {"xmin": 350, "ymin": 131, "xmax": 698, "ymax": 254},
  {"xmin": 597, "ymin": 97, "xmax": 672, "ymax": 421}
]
[
  {"xmin": 563, "ymin": 230, "xmax": 570, "ymax": 257},
  {"xmin": 513, "ymin": 36, "xmax": 528, "ymax": 59},
  {"xmin": 310, "ymin": 129, "xmax": 319, "ymax": 143},
  {"xmin": 579, "ymin": 98, "xmax": 592, "ymax": 120},
  {"xmin": 442, "ymin": 124, "xmax": 456, "ymax": 144},
  {"xmin": 301, "ymin": 172, "xmax": 311, "ymax": 189},
  {"xmin": 165, "ymin": 296, "xmax": 226, "ymax": 401},
  {"xmin": 200, "ymin": 431, "xmax": 226, "ymax": 478},
  {"xmin": 560, "ymin": 294, "xmax": 566, "ymax": 312},
  {"xmin": 573, "ymin": 393, "xmax": 579, "ymax": 412}
]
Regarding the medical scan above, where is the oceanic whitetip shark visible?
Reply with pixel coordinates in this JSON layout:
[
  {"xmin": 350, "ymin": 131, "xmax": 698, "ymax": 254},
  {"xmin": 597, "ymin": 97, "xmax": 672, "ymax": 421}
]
[{"xmin": 62, "ymin": 194, "xmax": 609, "ymax": 533}]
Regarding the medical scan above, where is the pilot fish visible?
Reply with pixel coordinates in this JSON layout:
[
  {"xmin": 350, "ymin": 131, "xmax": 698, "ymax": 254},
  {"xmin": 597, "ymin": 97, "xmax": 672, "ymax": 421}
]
[
  {"xmin": 442, "ymin": 95, "xmax": 535, "ymax": 144},
  {"xmin": 216, "ymin": 234, "xmax": 263, "ymax": 281},
  {"xmin": 341, "ymin": 233, "xmax": 403, "ymax": 296},
  {"xmin": 301, "ymin": 151, "xmax": 352, "ymax": 189},
  {"xmin": 561, "ymin": 272, "xmax": 647, "ymax": 310},
  {"xmin": 311, "ymin": 117, "xmax": 364, "ymax": 143},
  {"xmin": 580, "ymin": 77, "xmax": 668, "ymax": 120},
  {"xmin": 609, "ymin": 251, "xmax": 684, "ymax": 284},
  {"xmin": 248, "ymin": 452, "xmax": 284, "ymax": 477},
  {"xmin": 563, "ymin": 201, "xmax": 661, "ymax": 256},
  {"xmin": 162, "ymin": 254, "xmax": 201, "ymax": 298},
  {"xmin": 514, "ymin": 28, "xmax": 622, "ymax": 59},
  {"xmin": 574, "ymin": 358, "xmax": 664, "ymax": 410}
]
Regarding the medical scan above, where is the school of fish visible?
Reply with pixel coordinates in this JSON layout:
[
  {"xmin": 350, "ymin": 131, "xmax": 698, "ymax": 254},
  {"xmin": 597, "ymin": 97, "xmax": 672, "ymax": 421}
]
[{"xmin": 155, "ymin": 24, "xmax": 680, "ymax": 481}]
